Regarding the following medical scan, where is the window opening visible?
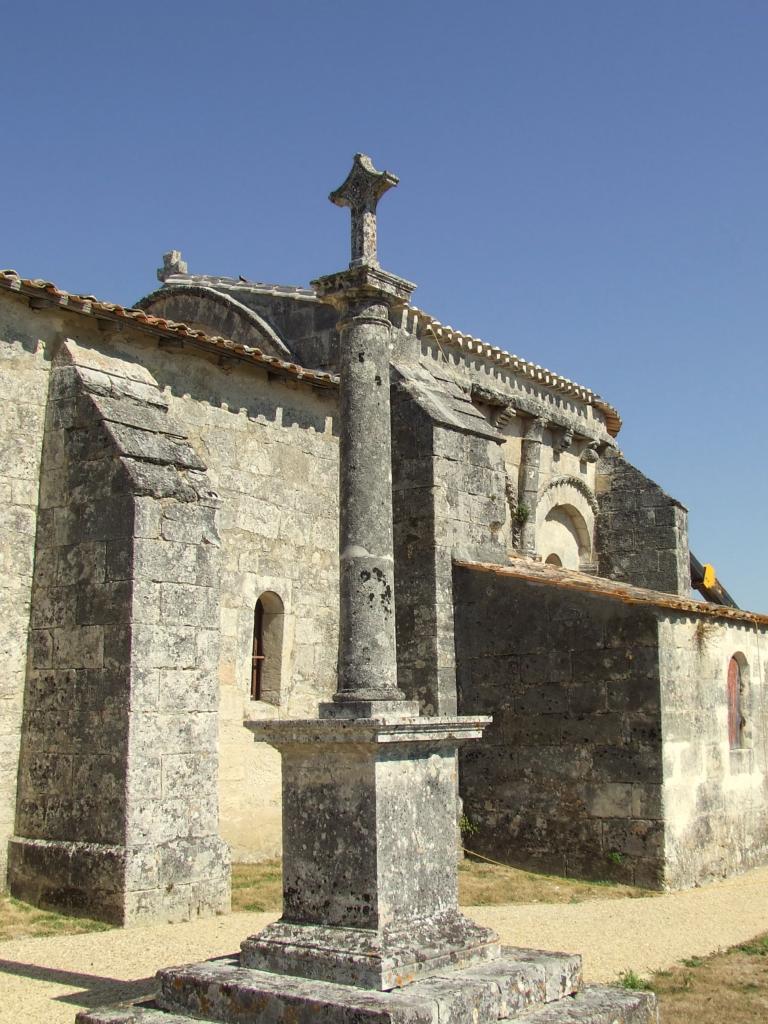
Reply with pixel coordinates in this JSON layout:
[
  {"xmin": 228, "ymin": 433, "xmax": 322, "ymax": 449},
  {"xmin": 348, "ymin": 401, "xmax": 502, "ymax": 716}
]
[
  {"xmin": 727, "ymin": 655, "xmax": 744, "ymax": 749},
  {"xmin": 250, "ymin": 591, "xmax": 285, "ymax": 705},
  {"xmin": 251, "ymin": 598, "xmax": 265, "ymax": 701}
]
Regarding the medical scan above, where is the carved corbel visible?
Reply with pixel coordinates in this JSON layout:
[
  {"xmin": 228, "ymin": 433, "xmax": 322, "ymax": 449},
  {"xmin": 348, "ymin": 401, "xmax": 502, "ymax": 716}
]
[
  {"xmin": 469, "ymin": 382, "xmax": 516, "ymax": 427},
  {"xmin": 553, "ymin": 426, "xmax": 575, "ymax": 455},
  {"xmin": 580, "ymin": 439, "xmax": 605, "ymax": 464}
]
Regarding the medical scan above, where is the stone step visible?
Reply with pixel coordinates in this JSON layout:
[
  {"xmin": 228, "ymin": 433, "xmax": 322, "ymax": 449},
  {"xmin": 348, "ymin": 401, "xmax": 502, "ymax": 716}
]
[
  {"xmin": 78, "ymin": 950, "xmax": 656, "ymax": 1024},
  {"xmin": 510, "ymin": 986, "xmax": 658, "ymax": 1023},
  {"xmin": 78, "ymin": 984, "xmax": 658, "ymax": 1024},
  {"xmin": 153, "ymin": 947, "xmax": 580, "ymax": 1024}
]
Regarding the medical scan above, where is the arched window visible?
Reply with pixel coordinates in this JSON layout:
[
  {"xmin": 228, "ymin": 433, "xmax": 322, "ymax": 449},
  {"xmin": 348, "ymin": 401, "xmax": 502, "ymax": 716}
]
[
  {"xmin": 545, "ymin": 553, "xmax": 563, "ymax": 567},
  {"xmin": 250, "ymin": 592, "xmax": 284, "ymax": 705},
  {"xmin": 727, "ymin": 655, "xmax": 747, "ymax": 749}
]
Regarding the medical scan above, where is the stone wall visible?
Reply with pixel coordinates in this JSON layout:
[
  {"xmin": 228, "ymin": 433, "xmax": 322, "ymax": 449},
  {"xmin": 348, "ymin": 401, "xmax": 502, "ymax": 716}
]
[
  {"xmin": 107, "ymin": 334, "xmax": 340, "ymax": 862},
  {"xmin": 9, "ymin": 338, "xmax": 229, "ymax": 923},
  {"xmin": 393, "ymin": 389, "xmax": 507, "ymax": 715},
  {"xmin": 596, "ymin": 449, "xmax": 690, "ymax": 595},
  {"xmin": 0, "ymin": 300, "xmax": 50, "ymax": 882},
  {"xmin": 659, "ymin": 614, "xmax": 768, "ymax": 888},
  {"xmin": 454, "ymin": 564, "xmax": 665, "ymax": 887}
]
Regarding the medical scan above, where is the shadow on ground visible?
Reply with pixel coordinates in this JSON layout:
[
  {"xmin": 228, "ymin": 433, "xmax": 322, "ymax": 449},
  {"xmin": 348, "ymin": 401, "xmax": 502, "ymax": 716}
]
[{"xmin": 0, "ymin": 958, "xmax": 157, "ymax": 1008}]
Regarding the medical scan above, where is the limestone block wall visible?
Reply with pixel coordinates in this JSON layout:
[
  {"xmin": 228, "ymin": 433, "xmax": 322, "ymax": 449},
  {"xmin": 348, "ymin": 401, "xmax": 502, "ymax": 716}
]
[
  {"xmin": 659, "ymin": 614, "xmax": 768, "ymax": 888},
  {"xmin": 596, "ymin": 449, "xmax": 690, "ymax": 595},
  {"xmin": 9, "ymin": 337, "xmax": 229, "ymax": 922},
  {"xmin": 104, "ymin": 337, "xmax": 340, "ymax": 862},
  {"xmin": 454, "ymin": 564, "xmax": 665, "ymax": 887},
  {"xmin": 393, "ymin": 393, "xmax": 507, "ymax": 715},
  {"xmin": 0, "ymin": 301, "xmax": 50, "ymax": 882}
]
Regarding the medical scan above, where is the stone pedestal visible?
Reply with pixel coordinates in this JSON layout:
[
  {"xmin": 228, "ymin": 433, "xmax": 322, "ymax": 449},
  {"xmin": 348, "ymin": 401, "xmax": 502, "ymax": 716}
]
[{"xmin": 241, "ymin": 713, "xmax": 499, "ymax": 990}]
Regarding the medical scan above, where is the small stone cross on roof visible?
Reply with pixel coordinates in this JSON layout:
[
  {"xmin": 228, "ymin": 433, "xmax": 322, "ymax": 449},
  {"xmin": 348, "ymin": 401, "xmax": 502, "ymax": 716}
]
[{"xmin": 330, "ymin": 153, "xmax": 399, "ymax": 268}]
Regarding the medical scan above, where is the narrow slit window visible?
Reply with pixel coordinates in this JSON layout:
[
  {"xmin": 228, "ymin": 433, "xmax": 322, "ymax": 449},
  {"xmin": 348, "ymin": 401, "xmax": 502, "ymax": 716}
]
[
  {"xmin": 251, "ymin": 598, "xmax": 265, "ymax": 701},
  {"xmin": 727, "ymin": 655, "xmax": 744, "ymax": 749},
  {"xmin": 250, "ymin": 591, "xmax": 284, "ymax": 705}
]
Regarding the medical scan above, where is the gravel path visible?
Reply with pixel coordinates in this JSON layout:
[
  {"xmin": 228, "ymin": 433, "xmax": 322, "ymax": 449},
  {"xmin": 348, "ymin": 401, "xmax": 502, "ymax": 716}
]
[{"xmin": 2, "ymin": 865, "xmax": 767, "ymax": 1024}]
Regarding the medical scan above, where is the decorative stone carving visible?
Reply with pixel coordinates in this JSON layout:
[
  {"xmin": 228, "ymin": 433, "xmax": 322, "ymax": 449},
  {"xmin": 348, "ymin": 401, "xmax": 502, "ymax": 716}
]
[
  {"xmin": 156, "ymin": 249, "xmax": 188, "ymax": 282},
  {"xmin": 581, "ymin": 439, "xmax": 603, "ymax": 463},
  {"xmin": 469, "ymin": 382, "xmax": 516, "ymax": 427},
  {"xmin": 554, "ymin": 426, "xmax": 575, "ymax": 454},
  {"xmin": 518, "ymin": 416, "xmax": 545, "ymax": 555},
  {"xmin": 540, "ymin": 474, "xmax": 600, "ymax": 514},
  {"xmin": 330, "ymin": 152, "xmax": 399, "ymax": 269}
]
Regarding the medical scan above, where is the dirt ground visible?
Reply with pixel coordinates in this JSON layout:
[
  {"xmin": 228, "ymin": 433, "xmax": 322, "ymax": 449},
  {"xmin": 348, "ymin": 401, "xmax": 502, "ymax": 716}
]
[{"xmin": 0, "ymin": 862, "xmax": 766, "ymax": 1023}]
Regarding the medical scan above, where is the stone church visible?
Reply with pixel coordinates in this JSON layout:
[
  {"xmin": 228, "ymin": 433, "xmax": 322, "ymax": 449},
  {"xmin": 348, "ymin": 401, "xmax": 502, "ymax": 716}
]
[{"xmin": 1, "ymin": 179, "xmax": 767, "ymax": 925}]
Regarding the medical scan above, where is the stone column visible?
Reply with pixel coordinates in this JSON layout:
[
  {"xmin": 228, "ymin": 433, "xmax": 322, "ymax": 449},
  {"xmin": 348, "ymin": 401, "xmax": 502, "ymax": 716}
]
[
  {"xmin": 518, "ymin": 415, "xmax": 545, "ymax": 556},
  {"xmin": 315, "ymin": 276, "xmax": 413, "ymax": 706},
  {"xmin": 238, "ymin": 157, "xmax": 500, "ymax": 988},
  {"xmin": 312, "ymin": 155, "xmax": 416, "ymax": 708}
]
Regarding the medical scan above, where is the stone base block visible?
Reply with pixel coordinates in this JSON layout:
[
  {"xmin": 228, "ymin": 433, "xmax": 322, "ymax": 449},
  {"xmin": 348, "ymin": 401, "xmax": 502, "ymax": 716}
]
[
  {"xmin": 8, "ymin": 835, "xmax": 231, "ymax": 926},
  {"xmin": 240, "ymin": 910, "xmax": 500, "ymax": 989},
  {"xmin": 76, "ymin": 950, "xmax": 657, "ymax": 1024},
  {"xmin": 8, "ymin": 836, "xmax": 127, "ymax": 924},
  {"xmin": 513, "ymin": 986, "xmax": 658, "ymax": 1022}
]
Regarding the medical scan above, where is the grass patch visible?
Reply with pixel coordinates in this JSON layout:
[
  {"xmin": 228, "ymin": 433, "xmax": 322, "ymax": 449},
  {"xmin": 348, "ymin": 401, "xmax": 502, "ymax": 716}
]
[
  {"xmin": 617, "ymin": 968, "xmax": 653, "ymax": 990},
  {"xmin": 0, "ymin": 891, "xmax": 111, "ymax": 941},
  {"xmin": 457, "ymin": 856, "xmax": 651, "ymax": 906},
  {"xmin": 231, "ymin": 857, "xmax": 651, "ymax": 915},
  {"xmin": 231, "ymin": 860, "xmax": 283, "ymax": 913},
  {"xmin": 647, "ymin": 932, "xmax": 768, "ymax": 1023}
]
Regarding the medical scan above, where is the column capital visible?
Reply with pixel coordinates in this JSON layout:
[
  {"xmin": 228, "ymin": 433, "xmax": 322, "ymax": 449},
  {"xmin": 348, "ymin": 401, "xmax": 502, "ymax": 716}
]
[{"xmin": 312, "ymin": 263, "xmax": 416, "ymax": 312}]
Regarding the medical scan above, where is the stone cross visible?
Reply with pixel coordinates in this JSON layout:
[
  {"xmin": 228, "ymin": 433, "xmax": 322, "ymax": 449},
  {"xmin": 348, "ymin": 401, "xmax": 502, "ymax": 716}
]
[{"xmin": 330, "ymin": 153, "xmax": 398, "ymax": 268}]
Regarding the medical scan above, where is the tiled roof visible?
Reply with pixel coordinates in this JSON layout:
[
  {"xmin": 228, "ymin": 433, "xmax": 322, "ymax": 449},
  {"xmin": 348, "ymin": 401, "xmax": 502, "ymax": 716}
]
[
  {"xmin": 0, "ymin": 270, "xmax": 338, "ymax": 391},
  {"xmin": 455, "ymin": 557, "xmax": 768, "ymax": 626}
]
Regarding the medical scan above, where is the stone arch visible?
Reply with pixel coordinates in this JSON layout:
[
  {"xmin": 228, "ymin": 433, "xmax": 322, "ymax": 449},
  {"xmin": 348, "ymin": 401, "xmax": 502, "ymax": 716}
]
[
  {"xmin": 139, "ymin": 284, "xmax": 293, "ymax": 360},
  {"xmin": 536, "ymin": 478, "xmax": 596, "ymax": 571}
]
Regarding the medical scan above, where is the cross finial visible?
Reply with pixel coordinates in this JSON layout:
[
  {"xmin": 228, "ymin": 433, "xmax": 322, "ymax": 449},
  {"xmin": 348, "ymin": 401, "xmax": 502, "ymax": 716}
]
[{"xmin": 330, "ymin": 154, "xmax": 399, "ymax": 268}]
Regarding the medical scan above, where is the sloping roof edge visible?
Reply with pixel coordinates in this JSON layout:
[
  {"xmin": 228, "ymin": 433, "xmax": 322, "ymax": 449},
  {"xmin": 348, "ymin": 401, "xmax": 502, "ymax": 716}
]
[
  {"xmin": 454, "ymin": 557, "xmax": 768, "ymax": 626},
  {"xmin": 0, "ymin": 270, "xmax": 339, "ymax": 392}
]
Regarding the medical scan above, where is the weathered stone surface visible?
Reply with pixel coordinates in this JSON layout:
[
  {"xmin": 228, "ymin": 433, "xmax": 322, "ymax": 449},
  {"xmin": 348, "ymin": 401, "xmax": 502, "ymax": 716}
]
[
  {"xmin": 244, "ymin": 715, "xmax": 497, "ymax": 989},
  {"xmin": 0, "ymin": 310, "xmax": 50, "ymax": 881},
  {"xmin": 596, "ymin": 451, "xmax": 690, "ymax": 596},
  {"xmin": 77, "ymin": 948, "xmax": 588, "ymax": 1024},
  {"xmin": 657, "ymin": 614, "xmax": 768, "ymax": 888},
  {"xmin": 8, "ymin": 339, "xmax": 229, "ymax": 923},
  {"xmin": 156, "ymin": 948, "xmax": 576, "ymax": 1024},
  {"xmin": 454, "ymin": 565, "xmax": 665, "ymax": 886},
  {"xmin": 512, "ymin": 986, "xmax": 658, "ymax": 1022},
  {"xmin": 309, "ymin": 282, "xmax": 409, "ymax": 702}
]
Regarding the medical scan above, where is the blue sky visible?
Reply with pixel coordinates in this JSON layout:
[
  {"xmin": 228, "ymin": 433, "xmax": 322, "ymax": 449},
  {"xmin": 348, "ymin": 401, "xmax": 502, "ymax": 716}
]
[{"xmin": 3, "ymin": 2, "xmax": 766, "ymax": 609}]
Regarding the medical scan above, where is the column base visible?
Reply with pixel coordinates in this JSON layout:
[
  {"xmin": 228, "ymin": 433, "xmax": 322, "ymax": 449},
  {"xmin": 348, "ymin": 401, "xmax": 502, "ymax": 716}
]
[
  {"xmin": 77, "ymin": 947, "xmax": 657, "ymax": 1024},
  {"xmin": 240, "ymin": 909, "xmax": 500, "ymax": 989}
]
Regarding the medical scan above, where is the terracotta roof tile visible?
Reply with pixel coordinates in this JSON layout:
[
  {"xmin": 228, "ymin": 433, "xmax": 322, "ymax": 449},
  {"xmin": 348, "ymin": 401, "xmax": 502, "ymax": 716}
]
[
  {"xmin": 0, "ymin": 270, "xmax": 339, "ymax": 392},
  {"xmin": 455, "ymin": 556, "xmax": 768, "ymax": 625}
]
